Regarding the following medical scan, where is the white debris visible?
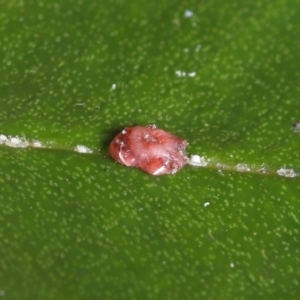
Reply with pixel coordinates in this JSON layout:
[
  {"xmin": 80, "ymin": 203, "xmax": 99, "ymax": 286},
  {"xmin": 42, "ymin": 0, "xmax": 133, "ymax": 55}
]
[
  {"xmin": 111, "ymin": 83, "xmax": 116, "ymax": 90},
  {"xmin": 235, "ymin": 163, "xmax": 250, "ymax": 172},
  {"xmin": 0, "ymin": 134, "xmax": 8, "ymax": 144},
  {"xmin": 188, "ymin": 155, "xmax": 209, "ymax": 166},
  {"xmin": 204, "ymin": 202, "xmax": 210, "ymax": 207},
  {"xmin": 32, "ymin": 140, "xmax": 42, "ymax": 147},
  {"xmin": 184, "ymin": 9, "xmax": 194, "ymax": 18},
  {"xmin": 190, "ymin": 155, "xmax": 201, "ymax": 164},
  {"xmin": 276, "ymin": 168, "xmax": 297, "ymax": 178},
  {"xmin": 175, "ymin": 70, "xmax": 196, "ymax": 77},
  {"xmin": 5, "ymin": 136, "xmax": 29, "ymax": 148},
  {"xmin": 293, "ymin": 122, "xmax": 300, "ymax": 132},
  {"xmin": 175, "ymin": 70, "xmax": 186, "ymax": 77},
  {"xmin": 74, "ymin": 145, "xmax": 93, "ymax": 154},
  {"xmin": 11, "ymin": 137, "xmax": 20, "ymax": 144},
  {"xmin": 230, "ymin": 263, "xmax": 235, "ymax": 268}
]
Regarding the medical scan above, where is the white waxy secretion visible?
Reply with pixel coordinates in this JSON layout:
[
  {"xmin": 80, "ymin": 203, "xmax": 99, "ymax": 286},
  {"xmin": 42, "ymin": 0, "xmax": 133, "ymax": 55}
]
[
  {"xmin": 188, "ymin": 72, "xmax": 196, "ymax": 77},
  {"xmin": 175, "ymin": 70, "xmax": 196, "ymax": 77},
  {"xmin": 32, "ymin": 141, "xmax": 42, "ymax": 147},
  {"xmin": 276, "ymin": 168, "xmax": 297, "ymax": 178},
  {"xmin": 74, "ymin": 145, "xmax": 93, "ymax": 154},
  {"xmin": 188, "ymin": 155, "xmax": 208, "ymax": 166},
  {"xmin": 5, "ymin": 136, "xmax": 29, "ymax": 148},
  {"xmin": 0, "ymin": 134, "xmax": 8, "ymax": 144},
  {"xmin": 235, "ymin": 163, "xmax": 250, "ymax": 172},
  {"xmin": 184, "ymin": 9, "xmax": 193, "ymax": 18}
]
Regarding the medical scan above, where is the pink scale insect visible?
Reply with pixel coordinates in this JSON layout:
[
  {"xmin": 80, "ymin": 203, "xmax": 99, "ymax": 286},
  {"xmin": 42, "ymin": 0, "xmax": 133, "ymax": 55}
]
[{"xmin": 109, "ymin": 124, "xmax": 188, "ymax": 175}]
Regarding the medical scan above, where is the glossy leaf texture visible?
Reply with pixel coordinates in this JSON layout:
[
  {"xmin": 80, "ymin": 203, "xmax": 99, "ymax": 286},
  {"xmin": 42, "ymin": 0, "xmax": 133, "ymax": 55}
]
[{"xmin": 1, "ymin": 0, "xmax": 300, "ymax": 299}]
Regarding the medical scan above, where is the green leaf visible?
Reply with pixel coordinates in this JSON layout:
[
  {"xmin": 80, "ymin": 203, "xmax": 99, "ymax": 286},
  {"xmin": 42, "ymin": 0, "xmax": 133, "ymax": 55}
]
[{"xmin": 1, "ymin": 0, "xmax": 300, "ymax": 299}]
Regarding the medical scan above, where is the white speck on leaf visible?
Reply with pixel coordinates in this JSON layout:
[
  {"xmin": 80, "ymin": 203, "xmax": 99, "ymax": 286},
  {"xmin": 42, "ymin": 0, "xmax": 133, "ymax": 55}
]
[
  {"xmin": 74, "ymin": 145, "xmax": 93, "ymax": 154},
  {"xmin": 276, "ymin": 168, "xmax": 297, "ymax": 178},
  {"xmin": 175, "ymin": 70, "xmax": 196, "ymax": 77},
  {"xmin": 175, "ymin": 70, "xmax": 186, "ymax": 77},
  {"xmin": 32, "ymin": 140, "xmax": 42, "ymax": 147},
  {"xmin": 184, "ymin": 9, "xmax": 193, "ymax": 18},
  {"xmin": 0, "ymin": 134, "xmax": 8, "ymax": 144},
  {"xmin": 188, "ymin": 72, "xmax": 196, "ymax": 77},
  {"xmin": 188, "ymin": 155, "xmax": 209, "ymax": 166},
  {"xmin": 235, "ymin": 163, "xmax": 250, "ymax": 172},
  {"xmin": 293, "ymin": 122, "xmax": 300, "ymax": 132},
  {"xmin": 5, "ymin": 136, "xmax": 29, "ymax": 148}
]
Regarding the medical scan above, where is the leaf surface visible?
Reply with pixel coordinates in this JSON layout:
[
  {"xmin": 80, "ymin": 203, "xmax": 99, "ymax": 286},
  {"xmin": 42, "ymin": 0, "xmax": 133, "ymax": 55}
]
[{"xmin": 1, "ymin": 0, "xmax": 300, "ymax": 299}]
